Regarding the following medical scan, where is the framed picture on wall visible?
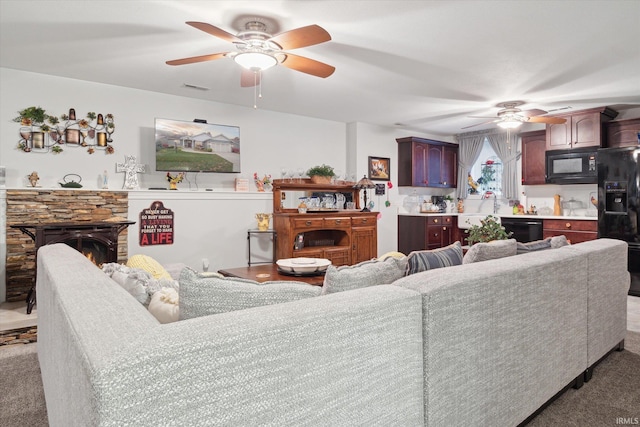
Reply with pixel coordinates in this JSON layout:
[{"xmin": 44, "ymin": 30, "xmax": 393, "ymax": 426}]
[{"xmin": 368, "ymin": 156, "xmax": 390, "ymax": 181}]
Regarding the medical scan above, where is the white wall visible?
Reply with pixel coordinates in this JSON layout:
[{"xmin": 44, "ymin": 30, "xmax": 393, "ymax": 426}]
[
  {"xmin": 1, "ymin": 67, "xmax": 449, "ymax": 300},
  {"xmin": 349, "ymin": 123, "xmax": 455, "ymax": 255}
]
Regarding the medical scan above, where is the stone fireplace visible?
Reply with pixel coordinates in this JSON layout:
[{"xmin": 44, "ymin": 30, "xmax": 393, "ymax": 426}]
[{"xmin": 5, "ymin": 189, "xmax": 130, "ymax": 303}]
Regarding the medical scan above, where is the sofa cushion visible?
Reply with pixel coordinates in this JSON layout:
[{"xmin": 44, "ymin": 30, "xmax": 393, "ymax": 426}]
[
  {"xmin": 406, "ymin": 241, "xmax": 463, "ymax": 275},
  {"xmin": 551, "ymin": 235, "xmax": 570, "ymax": 248},
  {"xmin": 148, "ymin": 287, "xmax": 180, "ymax": 324},
  {"xmin": 463, "ymin": 238, "xmax": 517, "ymax": 264},
  {"xmin": 126, "ymin": 254, "xmax": 172, "ymax": 280},
  {"xmin": 516, "ymin": 237, "xmax": 553, "ymax": 254},
  {"xmin": 321, "ymin": 257, "xmax": 408, "ymax": 295},
  {"xmin": 179, "ymin": 268, "xmax": 322, "ymax": 319}
]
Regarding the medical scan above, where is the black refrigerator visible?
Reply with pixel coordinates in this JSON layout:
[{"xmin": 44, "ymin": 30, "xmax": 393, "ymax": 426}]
[{"xmin": 597, "ymin": 146, "xmax": 640, "ymax": 296}]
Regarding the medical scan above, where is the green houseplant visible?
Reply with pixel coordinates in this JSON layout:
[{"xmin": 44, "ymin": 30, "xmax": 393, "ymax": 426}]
[
  {"xmin": 465, "ymin": 215, "xmax": 513, "ymax": 245},
  {"xmin": 307, "ymin": 164, "xmax": 335, "ymax": 184}
]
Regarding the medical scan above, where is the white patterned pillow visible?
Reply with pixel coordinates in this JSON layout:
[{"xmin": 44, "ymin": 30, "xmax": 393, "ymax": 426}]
[
  {"xmin": 179, "ymin": 268, "xmax": 322, "ymax": 319},
  {"xmin": 103, "ymin": 263, "xmax": 179, "ymax": 306},
  {"xmin": 148, "ymin": 287, "xmax": 180, "ymax": 324},
  {"xmin": 406, "ymin": 242, "xmax": 463, "ymax": 275},
  {"xmin": 321, "ymin": 256, "xmax": 408, "ymax": 295},
  {"xmin": 463, "ymin": 239, "xmax": 517, "ymax": 264}
]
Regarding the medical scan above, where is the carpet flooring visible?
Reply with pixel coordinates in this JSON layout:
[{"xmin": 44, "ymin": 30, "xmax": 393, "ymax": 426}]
[{"xmin": 0, "ymin": 332, "xmax": 638, "ymax": 426}]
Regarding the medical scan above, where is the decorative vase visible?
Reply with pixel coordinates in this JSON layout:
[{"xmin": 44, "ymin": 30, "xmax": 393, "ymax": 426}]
[
  {"xmin": 310, "ymin": 175, "xmax": 331, "ymax": 184},
  {"xmin": 554, "ymin": 194, "xmax": 562, "ymax": 216},
  {"xmin": 255, "ymin": 213, "xmax": 272, "ymax": 231}
]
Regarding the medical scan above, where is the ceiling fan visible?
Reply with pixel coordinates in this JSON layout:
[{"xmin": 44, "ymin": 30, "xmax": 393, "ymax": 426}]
[
  {"xmin": 166, "ymin": 20, "xmax": 335, "ymax": 87},
  {"xmin": 462, "ymin": 101, "xmax": 569, "ymax": 130}
]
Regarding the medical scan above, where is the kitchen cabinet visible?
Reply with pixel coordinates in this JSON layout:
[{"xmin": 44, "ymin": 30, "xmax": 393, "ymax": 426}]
[
  {"xmin": 605, "ymin": 118, "xmax": 640, "ymax": 148},
  {"xmin": 398, "ymin": 215, "xmax": 456, "ymax": 254},
  {"xmin": 397, "ymin": 137, "xmax": 458, "ymax": 188},
  {"xmin": 272, "ymin": 179, "xmax": 377, "ymax": 265},
  {"xmin": 543, "ymin": 219, "xmax": 597, "ymax": 244},
  {"xmin": 546, "ymin": 107, "xmax": 618, "ymax": 150},
  {"xmin": 521, "ymin": 130, "xmax": 547, "ymax": 185}
]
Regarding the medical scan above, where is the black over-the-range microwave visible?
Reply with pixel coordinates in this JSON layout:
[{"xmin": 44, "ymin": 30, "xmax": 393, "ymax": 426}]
[{"xmin": 545, "ymin": 148, "xmax": 597, "ymax": 184}]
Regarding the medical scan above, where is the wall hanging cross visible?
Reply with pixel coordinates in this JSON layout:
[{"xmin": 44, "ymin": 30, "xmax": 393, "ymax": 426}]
[{"xmin": 116, "ymin": 155, "xmax": 145, "ymax": 189}]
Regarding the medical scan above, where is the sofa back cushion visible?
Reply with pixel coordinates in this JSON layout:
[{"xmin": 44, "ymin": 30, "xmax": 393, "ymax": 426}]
[
  {"xmin": 179, "ymin": 268, "xmax": 322, "ymax": 319},
  {"xmin": 321, "ymin": 256, "xmax": 408, "ymax": 295},
  {"xmin": 406, "ymin": 241, "xmax": 463, "ymax": 275},
  {"xmin": 463, "ymin": 238, "xmax": 517, "ymax": 264},
  {"xmin": 515, "ymin": 235, "xmax": 570, "ymax": 255}
]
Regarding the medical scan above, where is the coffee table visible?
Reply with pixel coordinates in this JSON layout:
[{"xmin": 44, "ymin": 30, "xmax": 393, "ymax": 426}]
[{"xmin": 218, "ymin": 264, "xmax": 325, "ymax": 286}]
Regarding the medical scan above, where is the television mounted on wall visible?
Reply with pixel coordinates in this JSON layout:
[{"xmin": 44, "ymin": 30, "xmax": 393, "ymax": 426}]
[{"xmin": 155, "ymin": 118, "xmax": 240, "ymax": 173}]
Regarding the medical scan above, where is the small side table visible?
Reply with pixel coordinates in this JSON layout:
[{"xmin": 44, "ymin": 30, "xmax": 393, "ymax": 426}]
[{"xmin": 247, "ymin": 229, "xmax": 277, "ymax": 266}]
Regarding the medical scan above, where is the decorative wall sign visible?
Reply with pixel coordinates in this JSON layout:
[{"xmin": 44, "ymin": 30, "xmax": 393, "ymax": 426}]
[
  {"xmin": 368, "ymin": 156, "xmax": 390, "ymax": 181},
  {"xmin": 139, "ymin": 201, "xmax": 174, "ymax": 246},
  {"xmin": 14, "ymin": 106, "xmax": 115, "ymax": 155}
]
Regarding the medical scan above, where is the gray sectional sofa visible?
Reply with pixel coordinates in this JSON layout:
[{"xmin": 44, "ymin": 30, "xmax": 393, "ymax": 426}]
[{"xmin": 36, "ymin": 239, "xmax": 629, "ymax": 426}]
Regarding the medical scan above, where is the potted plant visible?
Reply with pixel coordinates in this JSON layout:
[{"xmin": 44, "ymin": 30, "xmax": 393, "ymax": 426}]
[
  {"xmin": 306, "ymin": 164, "xmax": 335, "ymax": 184},
  {"xmin": 465, "ymin": 215, "xmax": 512, "ymax": 245}
]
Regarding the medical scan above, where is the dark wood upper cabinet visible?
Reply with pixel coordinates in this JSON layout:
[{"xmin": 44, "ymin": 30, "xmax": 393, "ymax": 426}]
[
  {"xmin": 546, "ymin": 107, "xmax": 618, "ymax": 150},
  {"xmin": 521, "ymin": 130, "xmax": 547, "ymax": 185},
  {"xmin": 397, "ymin": 137, "xmax": 458, "ymax": 188},
  {"xmin": 605, "ymin": 118, "xmax": 640, "ymax": 148}
]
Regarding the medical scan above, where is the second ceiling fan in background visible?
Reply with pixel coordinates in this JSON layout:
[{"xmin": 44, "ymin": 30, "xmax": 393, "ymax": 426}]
[{"xmin": 462, "ymin": 101, "xmax": 569, "ymax": 130}]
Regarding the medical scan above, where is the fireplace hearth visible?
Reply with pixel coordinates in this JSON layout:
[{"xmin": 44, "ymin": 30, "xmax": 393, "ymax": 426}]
[{"xmin": 11, "ymin": 220, "xmax": 134, "ymax": 313}]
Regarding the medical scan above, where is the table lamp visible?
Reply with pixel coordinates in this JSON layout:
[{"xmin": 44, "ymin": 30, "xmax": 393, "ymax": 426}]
[{"xmin": 353, "ymin": 175, "xmax": 376, "ymax": 212}]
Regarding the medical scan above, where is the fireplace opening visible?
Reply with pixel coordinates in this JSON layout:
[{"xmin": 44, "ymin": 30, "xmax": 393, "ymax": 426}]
[{"xmin": 68, "ymin": 239, "xmax": 109, "ymax": 267}]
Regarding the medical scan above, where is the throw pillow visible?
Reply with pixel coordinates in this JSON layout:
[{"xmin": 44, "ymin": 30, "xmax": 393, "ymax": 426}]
[
  {"xmin": 406, "ymin": 241, "xmax": 463, "ymax": 275},
  {"xmin": 102, "ymin": 263, "xmax": 151, "ymax": 304},
  {"xmin": 516, "ymin": 237, "xmax": 552, "ymax": 255},
  {"xmin": 551, "ymin": 235, "xmax": 570, "ymax": 248},
  {"xmin": 178, "ymin": 268, "xmax": 322, "ymax": 319},
  {"xmin": 378, "ymin": 251, "xmax": 406, "ymax": 260},
  {"xmin": 103, "ymin": 263, "xmax": 179, "ymax": 306},
  {"xmin": 148, "ymin": 287, "xmax": 180, "ymax": 324},
  {"xmin": 463, "ymin": 239, "xmax": 517, "ymax": 264},
  {"xmin": 321, "ymin": 256, "xmax": 408, "ymax": 295},
  {"xmin": 126, "ymin": 254, "xmax": 172, "ymax": 280}
]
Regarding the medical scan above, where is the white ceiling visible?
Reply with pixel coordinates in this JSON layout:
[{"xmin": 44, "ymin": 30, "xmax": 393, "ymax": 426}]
[{"xmin": 2, "ymin": 0, "xmax": 639, "ymax": 136}]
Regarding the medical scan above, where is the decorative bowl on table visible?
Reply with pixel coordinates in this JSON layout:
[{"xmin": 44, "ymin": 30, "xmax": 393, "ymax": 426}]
[{"xmin": 276, "ymin": 258, "xmax": 331, "ymax": 274}]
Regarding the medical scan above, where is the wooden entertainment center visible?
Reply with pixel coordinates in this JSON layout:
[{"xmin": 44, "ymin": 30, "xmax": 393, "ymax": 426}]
[{"xmin": 272, "ymin": 179, "xmax": 377, "ymax": 266}]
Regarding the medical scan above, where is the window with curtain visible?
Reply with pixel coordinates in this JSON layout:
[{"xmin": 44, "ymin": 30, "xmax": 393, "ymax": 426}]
[{"xmin": 469, "ymin": 138, "xmax": 502, "ymax": 195}]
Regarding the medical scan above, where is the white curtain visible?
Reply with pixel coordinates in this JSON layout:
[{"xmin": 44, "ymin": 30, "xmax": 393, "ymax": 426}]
[
  {"xmin": 486, "ymin": 131, "xmax": 520, "ymax": 199},
  {"xmin": 455, "ymin": 133, "xmax": 485, "ymax": 199}
]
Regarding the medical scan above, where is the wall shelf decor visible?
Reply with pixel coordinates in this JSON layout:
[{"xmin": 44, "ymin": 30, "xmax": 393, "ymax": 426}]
[{"xmin": 14, "ymin": 106, "xmax": 115, "ymax": 155}]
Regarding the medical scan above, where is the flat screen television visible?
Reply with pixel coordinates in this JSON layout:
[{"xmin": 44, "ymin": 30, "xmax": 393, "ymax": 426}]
[{"xmin": 155, "ymin": 118, "xmax": 240, "ymax": 173}]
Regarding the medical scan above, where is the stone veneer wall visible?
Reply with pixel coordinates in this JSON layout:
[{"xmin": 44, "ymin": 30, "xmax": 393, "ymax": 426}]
[{"xmin": 5, "ymin": 190, "xmax": 129, "ymax": 302}]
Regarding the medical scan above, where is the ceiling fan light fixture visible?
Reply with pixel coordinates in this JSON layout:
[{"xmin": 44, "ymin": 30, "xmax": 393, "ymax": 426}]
[
  {"xmin": 497, "ymin": 119, "xmax": 523, "ymax": 129},
  {"xmin": 234, "ymin": 52, "xmax": 277, "ymax": 71}
]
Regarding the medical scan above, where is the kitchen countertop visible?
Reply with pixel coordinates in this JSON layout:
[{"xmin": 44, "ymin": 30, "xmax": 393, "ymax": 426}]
[{"xmin": 398, "ymin": 211, "xmax": 598, "ymax": 221}]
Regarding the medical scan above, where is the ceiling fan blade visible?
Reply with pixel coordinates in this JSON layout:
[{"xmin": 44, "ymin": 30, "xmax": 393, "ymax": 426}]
[
  {"xmin": 521, "ymin": 109, "xmax": 547, "ymax": 118},
  {"xmin": 461, "ymin": 119, "xmax": 498, "ymax": 129},
  {"xmin": 166, "ymin": 52, "xmax": 228, "ymax": 66},
  {"xmin": 186, "ymin": 21, "xmax": 243, "ymax": 44},
  {"xmin": 240, "ymin": 70, "xmax": 261, "ymax": 87},
  {"xmin": 269, "ymin": 24, "xmax": 331, "ymax": 50},
  {"xmin": 527, "ymin": 116, "xmax": 567, "ymax": 124},
  {"xmin": 280, "ymin": 53, "xmax": 335, "ymax": 77}
]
